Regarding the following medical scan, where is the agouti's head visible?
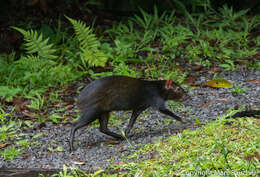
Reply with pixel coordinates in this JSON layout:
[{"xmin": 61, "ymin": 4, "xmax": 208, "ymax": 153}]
[{"xmin": 164, "ymin": 78, "xmax": 189, "ymax": 101}]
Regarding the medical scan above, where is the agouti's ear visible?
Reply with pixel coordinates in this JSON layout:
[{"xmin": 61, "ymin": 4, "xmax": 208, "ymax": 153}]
[{"xmin": 165, "ymin": 78, "xmax": 173, "ymax": 89}]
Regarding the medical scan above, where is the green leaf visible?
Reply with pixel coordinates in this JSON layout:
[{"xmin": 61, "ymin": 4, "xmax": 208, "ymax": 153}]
[
  {"xmin": 65, "ymin": 16, "xmax": 107, "ymax": 67},
  {"xmin": 11, "ymin": 27, "xmax": 57, "ymax": 60},
  {"xmin": 204, "ymin": 78, "xmax": 233, "ymax": 88}
]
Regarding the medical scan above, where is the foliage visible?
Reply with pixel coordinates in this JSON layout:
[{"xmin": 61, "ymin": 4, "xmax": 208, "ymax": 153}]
[
  {"xmin": 1, "ymin": 146, "xmax": 21, "ymax": 161},
  {"xmin": 104, "ymin": 6, "xmax": 176, "ymax": 63},
  {"xmin": 0, "ymin": 110, "xmax": 46, "ymax": 161},
  {"xmin": 0, "ymin": 112, "xmax": 22, "ymax": 160},
  {"xmin": 203, "ymin": 78, "xmax": 233, "ymax": 88},
  {"xmin": 232, "ymin": 85, "xmax": 248, "ymax": 95},
  {"xmin": 48, "ymin": 165, "xmax": 89, "ymax": 177},
  {"xmin": 0, "ymin": 27, "xmax": 82, "ymax": 101},
  {"xmin": 66, "ymin": 16, "xmax": 108, "ymax": 67},
  {"xmin": 11, "ymin": 27, "xmax": 57, "ymax": 60},
  {"xmin": 103, "ymin": 3, "xmax": 259, "ymax": 74}
]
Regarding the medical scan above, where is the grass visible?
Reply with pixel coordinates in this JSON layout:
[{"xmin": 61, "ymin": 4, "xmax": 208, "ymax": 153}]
[{"xmin": 115, "ymin": 118, "xmax": 259, "ymax": 176}]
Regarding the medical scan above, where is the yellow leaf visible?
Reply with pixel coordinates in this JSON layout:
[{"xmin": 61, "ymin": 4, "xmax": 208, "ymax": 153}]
[{"xmin": 204, "ymin": 78, "xmax": 233, "ymax": 88}]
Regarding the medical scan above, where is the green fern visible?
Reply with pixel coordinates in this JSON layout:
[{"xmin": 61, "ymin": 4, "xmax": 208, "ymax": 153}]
[
  {"xmin": 66, "ymin": 16, "xmax": 107, "ymax": 67},
  {"xmin": 82, "ymin": 50, "xmax": 107, "ymax": 67},
  {"xmin": 12, "ymin": 27, "xmax": 57, "ymax": 60},
  {"xmin": 15, "ymin": 55, "xmax": 56, "ymax": 72}
]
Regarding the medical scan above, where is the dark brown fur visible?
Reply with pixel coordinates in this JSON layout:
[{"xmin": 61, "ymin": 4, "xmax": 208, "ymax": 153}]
[{"xmin": 70, "ymin": 76, "xmax": 189, "ymax": 151}]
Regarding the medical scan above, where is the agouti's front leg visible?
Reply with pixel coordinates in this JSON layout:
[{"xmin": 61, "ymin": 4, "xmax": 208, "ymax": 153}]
[{"xmin": 159, "ymin": 106, "xmax": 184, "ymax": 123}]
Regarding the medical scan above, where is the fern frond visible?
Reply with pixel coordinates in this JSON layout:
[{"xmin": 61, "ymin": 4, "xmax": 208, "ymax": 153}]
[
  {"xmin": 15, "ymin": 55, "xmax": 56, "ymax": 72},
  {"xmin": 83, "ymin": 50, "xmax": 107, "ymax": 67},
  {"xmin": 66, "ymin": 16, "xmax": 107, "ymax": 67},
  {"xmin": 12, "ymin": 27, "xmax": 57, "ymax": 60}
]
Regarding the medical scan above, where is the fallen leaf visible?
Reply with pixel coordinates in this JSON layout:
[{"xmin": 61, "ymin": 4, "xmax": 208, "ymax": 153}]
[
  {"xmin": 21, "ymin": 154, "xmax": 31, "ymax": 159},
  {"xmin": 104, "ymin": 140, "xmax": 120, "ymax": 145},
  {"xmin": 208, "ymin": 67, "xmax": 220, "ymax": 74},
  {"xmin": 199, "ymin": 100, "xmax": 215, "ymax": 107},
  {"xmin": 215, "ymin": 98, "xmax": 227, "ymax": 102},
  {"xmin": 245, "ymin": 80, "xmax": 260, "ymax": 84},
  {"xmin": 0, "ymin": 143, "xmax": 7, "ymax": 149},
  {"xmin": 13, "ymin": 98, "xmax": 22, "ymax": 104},
  {"xmin": 72, "ymin": 160, "xmax": 85, "ymax": 165},
  {"xmin": 87, "ymin": 142, "xmax": 95, "ymax": 147},
  {"xmin": 22, "ymin": 111, "xmax": 36, "ymax": 119},
  {"xmin": 13, "ymin": 98, "xmax": 31, "ymax": 111},
  {"xmin": 183, "ymin": 75, "xmax": 197, "ymax": 85},
  {"xmin": 192, "ymin": 64, "xmax": 202, "ymax": 71},
  {"xmin": 204, "ymin": 78, "xmax": 233, "ymax": 88},
  {"xmin": 63, "ymin": 102, "xmax": 71, "ymax": 105},
  {"xmin": 175, "ymin": 65, "xmax": 184, "ymax": 71},
  {"xmin": 172, "ymin": 130, "xmax": 181, "ymax": 134},
  {"xmin": 54, "ymin": 103, "xmax": 62, "ymax": 108},
  {"xmin": 39, "ymin": 153, "xmax": 47, "ymax": 157},
  {"xmin": 65, "ymin": 105, "xmax": 74, "ymax": 110}
]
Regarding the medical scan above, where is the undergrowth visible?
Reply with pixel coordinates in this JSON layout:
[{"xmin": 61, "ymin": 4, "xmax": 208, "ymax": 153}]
[{"xmin": 0, "ymin": 2, "xmax": 259, "ymax": 104}]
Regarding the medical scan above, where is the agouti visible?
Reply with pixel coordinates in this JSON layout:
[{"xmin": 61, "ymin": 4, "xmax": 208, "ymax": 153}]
[{"xmin": 70, "ymin": 76, "xmax": 189, "ymax": 151}]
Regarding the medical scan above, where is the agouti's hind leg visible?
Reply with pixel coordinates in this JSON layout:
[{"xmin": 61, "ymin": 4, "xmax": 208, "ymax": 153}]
[
  {"xmin": 69, "ymin": 111, "xmax": 97, "ymax": 151},
  {"xmin": 99, "ymin": 112, "xmax": 124, "ymax": 139},
  {"xmin": 125, "ymin": 109, "xmax": 144, "ymax": 136}
]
